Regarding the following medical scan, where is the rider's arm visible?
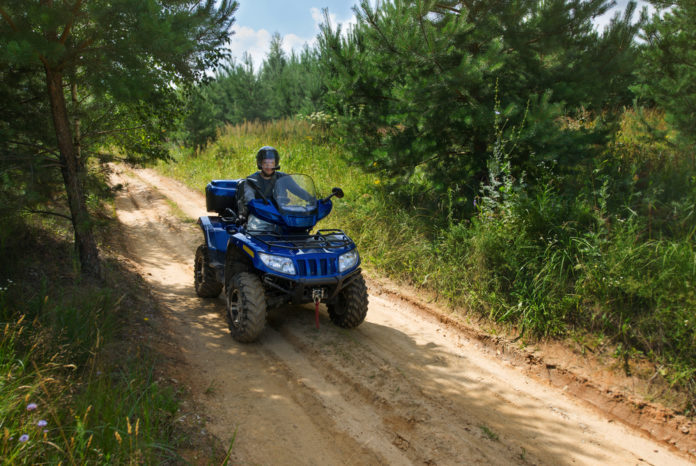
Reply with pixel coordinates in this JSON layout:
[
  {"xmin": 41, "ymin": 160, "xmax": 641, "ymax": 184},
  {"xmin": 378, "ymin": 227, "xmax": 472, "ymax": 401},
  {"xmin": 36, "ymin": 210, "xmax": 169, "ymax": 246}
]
[
  {"xmin": 284, "ymin": 177, "xmax": 314, "ymax": 202},
  {"xmin": 236, "ymin": 176, "xmax": 257, "ymax": 218},
  {"xmin": 243, "ymin": 179, "xmax": 256, "ymax": 204}
]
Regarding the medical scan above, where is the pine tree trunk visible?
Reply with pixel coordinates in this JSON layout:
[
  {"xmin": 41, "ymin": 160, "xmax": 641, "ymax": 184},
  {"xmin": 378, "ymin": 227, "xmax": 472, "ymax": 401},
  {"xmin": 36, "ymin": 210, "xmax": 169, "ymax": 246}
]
[{"xmin": 45, "ymin": 66, "xmax": 101, "ymax": 278}]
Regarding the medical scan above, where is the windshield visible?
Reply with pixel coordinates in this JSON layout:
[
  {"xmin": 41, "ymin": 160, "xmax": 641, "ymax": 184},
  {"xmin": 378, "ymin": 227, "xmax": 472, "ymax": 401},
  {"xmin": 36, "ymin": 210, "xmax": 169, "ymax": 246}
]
[{"xmin": 274, "ymin": 174, "xmax": 317, "ymax": 216}]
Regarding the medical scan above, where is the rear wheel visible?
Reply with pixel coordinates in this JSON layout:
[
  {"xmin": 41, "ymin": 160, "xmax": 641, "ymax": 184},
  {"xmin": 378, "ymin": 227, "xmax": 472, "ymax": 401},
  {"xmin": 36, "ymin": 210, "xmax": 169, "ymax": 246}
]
[
  {"xmin": 226, "ymin": 272, "xmax": 267, "ymax": 342},
  {"xmin": 328, "ymin": 273, "xmax": 368, "ymax": 328},
  {"xmin": 194, "ymin": 245, "xmax": 223, "ymax": 298}
]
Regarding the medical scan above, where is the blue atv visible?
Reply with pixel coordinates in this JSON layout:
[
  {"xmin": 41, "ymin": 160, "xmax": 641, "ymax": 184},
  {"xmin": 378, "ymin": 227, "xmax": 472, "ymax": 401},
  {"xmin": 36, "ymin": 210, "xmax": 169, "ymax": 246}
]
[{"xmin": 194, "ymin": 174, "xmax": 368, "ymax": 342}]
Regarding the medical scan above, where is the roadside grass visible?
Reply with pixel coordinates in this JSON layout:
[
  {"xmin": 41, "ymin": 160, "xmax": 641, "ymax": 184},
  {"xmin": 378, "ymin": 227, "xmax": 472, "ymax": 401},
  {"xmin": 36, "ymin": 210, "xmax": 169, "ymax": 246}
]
[
  {"xmin": 0, "ymin": 215, "xmax": 180, "ymax": 463},
  {"xmin": 158, "ymin": 116, "xmax": 696, "ymax": 413}
]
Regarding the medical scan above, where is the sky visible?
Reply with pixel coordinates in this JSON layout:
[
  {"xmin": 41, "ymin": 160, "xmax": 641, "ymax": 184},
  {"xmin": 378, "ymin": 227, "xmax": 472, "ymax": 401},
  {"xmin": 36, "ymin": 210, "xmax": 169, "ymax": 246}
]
[
  {"xmin": 228, "ymin": 0, "xmax": 650, "ymax": 71},
  {"xmin": 228, "ymin": 1, "xmax": 360, "ymax": 69}
]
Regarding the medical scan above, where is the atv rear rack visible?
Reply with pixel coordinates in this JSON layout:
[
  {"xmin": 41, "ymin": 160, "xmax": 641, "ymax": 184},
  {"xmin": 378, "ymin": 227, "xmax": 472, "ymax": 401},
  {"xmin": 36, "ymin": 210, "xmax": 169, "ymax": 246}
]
[{"xmin": 251, "ymin": 229, "xmax": 353, "ymax": 250}]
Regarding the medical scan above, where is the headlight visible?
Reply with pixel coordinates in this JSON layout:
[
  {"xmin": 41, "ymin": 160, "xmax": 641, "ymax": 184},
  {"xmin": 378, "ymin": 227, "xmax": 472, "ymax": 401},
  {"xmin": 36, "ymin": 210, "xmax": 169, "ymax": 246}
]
[
  {"xmin": 338, "ymin": 249, "xmax": 359, "ymax": 272},
  {"xmin": 259, "ymin": 253, "xmax": 296, "ymax": 275}
]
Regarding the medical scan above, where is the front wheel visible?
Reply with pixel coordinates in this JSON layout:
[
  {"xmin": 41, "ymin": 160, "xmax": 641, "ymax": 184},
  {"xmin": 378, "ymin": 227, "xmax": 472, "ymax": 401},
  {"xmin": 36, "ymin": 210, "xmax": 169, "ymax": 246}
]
[
  {"xmin": 226, "ymin": 272, "xmax": 267, "ymax": 342},
  {"xmin": 328, "ymin": 273, "xmax": 368, "ymax": 328},
  {"xmin": 194, "ymin": 245, "xmax": 223, "ymax": 298}
]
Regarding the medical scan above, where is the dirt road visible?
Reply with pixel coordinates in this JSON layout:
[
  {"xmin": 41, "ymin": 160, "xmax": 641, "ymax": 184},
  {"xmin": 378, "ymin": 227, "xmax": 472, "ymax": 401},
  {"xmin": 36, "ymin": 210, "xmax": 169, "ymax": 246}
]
[{"xmin": 109, "ymin": 165, "xmax": 694, "ymax": 465}]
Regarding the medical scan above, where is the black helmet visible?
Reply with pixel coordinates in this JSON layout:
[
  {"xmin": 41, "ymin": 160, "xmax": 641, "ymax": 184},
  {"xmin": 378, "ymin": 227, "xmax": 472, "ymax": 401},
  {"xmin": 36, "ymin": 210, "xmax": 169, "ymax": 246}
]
[{"xmin": 256, "ymin": 146, "xmax": 280, "ymax": 170}]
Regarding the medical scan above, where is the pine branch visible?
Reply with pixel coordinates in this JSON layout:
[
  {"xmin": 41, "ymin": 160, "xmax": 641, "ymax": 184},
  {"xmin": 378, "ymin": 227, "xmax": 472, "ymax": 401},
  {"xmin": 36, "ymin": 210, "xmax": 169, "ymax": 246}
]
[
  {"xmin": 25, "ymin": 209, "xmax": 73, "ymax": 221},
  {"xmin": 433, "ymin": 3, "xmax": 463, "ymax": 15},
  {"xmin": 5, "ymin": 141, "xmax": 60, "ymax": 159},
  {"xmin": 83, "ymin": 125, "xmax": 147, "ymax": 140},
  {"xmin": 59, "ymin": 0, "xmax": 84, "ymax": 44},
  {"xmin": 0, "ymin": 7, "xmax": 17, "ymax": 31},
  {"xmin": 416, "ymin": 9, "xmax": 469, "ymax": 104},
  {"xmin": 361, "ymin": 4, "xmax": 402, "ymax": 57}
]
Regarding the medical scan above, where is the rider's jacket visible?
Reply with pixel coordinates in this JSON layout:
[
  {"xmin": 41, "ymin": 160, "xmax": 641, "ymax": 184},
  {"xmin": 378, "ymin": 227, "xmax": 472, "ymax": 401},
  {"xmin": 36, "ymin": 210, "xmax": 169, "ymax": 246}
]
[{"xmin": 244, "ymin": 171, "xmax": 287, "ymax": 203}]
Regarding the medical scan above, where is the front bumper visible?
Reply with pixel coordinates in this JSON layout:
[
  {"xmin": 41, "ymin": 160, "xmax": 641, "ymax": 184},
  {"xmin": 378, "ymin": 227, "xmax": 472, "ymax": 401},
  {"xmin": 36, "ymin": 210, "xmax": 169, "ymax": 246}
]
[{"xmin": 262, "ymin": 268, "xmax": 362, "ymax": 304}]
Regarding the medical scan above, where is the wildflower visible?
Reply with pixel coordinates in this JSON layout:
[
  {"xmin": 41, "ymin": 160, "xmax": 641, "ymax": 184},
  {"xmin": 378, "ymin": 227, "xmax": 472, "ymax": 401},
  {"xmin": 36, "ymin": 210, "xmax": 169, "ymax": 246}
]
[
  {"xmin": 37, "ymin": 420, "xmax": 47, "ymax": 427},
  {"xmin": 26, "ymin": 403, "xmax": 37, "ymax": 411},
  {"xmin": 495, "ymin": 110, "xmax": 501, "ymax": 115},
  {"xmin": 374, "ymin": 179, "xmax": 381, "ymax": 185},
  {"xmin": 19, "ymin": 434, "xmax": 29, "ymax": 443},
  {"xmin": 144, "ymin": 317, "xmax": 149, "ymax": 321}
]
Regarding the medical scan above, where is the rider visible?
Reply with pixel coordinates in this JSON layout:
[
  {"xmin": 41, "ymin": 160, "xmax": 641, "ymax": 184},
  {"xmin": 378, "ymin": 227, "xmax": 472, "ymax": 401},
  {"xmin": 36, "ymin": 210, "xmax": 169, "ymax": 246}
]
[
  {"xmin": 238, "ymin": 146, "xmax": 312, "ymax": 220},
  {"xmin": 245, "ymin": 146, "xmax": 283, "ymax": 200}
]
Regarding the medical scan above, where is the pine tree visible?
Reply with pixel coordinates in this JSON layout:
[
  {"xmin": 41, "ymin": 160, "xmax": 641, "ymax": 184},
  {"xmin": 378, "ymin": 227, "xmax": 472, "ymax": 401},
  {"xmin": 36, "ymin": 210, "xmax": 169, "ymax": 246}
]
[
  {"xmin": 318, "ymin": 0, "xmax": 642, "ymax": 211},
  {"xmin": 182, "ymin": 38, "xmax": 326, "ymax": 144},
  {"xmin": 635, "ymin": 0, "xmax": 696, "ymax": 149},
  {"xmin": 261, "ymin": 33, "xmax": 293, "ymax": 119},
  {"xmin": 0, "ymin": 1, "xmax": 237, "ymax": 276}
]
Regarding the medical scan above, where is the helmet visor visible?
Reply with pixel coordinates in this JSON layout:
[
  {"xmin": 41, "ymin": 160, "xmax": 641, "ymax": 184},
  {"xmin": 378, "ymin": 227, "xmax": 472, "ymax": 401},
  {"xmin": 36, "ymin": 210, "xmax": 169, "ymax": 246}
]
[{"xmin": 261, "ymin": 158, "xmax": 276, "ymax": 169}]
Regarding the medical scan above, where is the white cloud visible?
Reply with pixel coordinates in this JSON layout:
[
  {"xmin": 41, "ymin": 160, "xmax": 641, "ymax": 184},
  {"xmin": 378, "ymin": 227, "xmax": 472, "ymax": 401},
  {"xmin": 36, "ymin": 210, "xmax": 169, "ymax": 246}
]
[
  {"xmin": 310, "ymin": 6, "xmax": 358, "ymax": 35},
  {"xmin": 282, "ymin": 33, "xmax": 317, "ymax": 57},
  {"xmin": 228, "ymin": 25, "xmax": 272, "ymax": 70},
  {"xmin": 228, "ymin": 26, "xmax": 317, "ymax": 69},
  {"xmin": 227, "ymin": 7, "xmax": 359, "ymax": 71}
]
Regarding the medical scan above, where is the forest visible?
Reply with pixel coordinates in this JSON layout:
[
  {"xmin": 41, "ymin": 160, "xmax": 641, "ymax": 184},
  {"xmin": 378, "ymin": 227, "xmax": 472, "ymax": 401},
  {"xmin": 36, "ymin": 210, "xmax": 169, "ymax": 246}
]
[{"xmin": 1, "ymin": 0, "xmax": 695, "ymax": 462}]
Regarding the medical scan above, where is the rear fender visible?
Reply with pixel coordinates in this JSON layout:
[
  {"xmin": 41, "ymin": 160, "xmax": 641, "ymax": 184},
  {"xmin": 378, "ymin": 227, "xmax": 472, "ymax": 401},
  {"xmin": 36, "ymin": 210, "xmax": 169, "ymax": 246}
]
[
  {"xmin": 197, "ymin": 216, "xmax": 216, "ymax": 248},
  {"xmin": 197, "ymin": 216, "xmax": 230, "ymax": 270}
]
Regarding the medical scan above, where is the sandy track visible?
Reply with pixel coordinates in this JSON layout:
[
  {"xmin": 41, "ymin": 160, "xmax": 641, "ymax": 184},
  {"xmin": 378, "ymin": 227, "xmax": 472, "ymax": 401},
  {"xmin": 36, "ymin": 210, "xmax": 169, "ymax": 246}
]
[{"xmin": 109, "ymin": 165, "xmax": 693, "ymax": 465}]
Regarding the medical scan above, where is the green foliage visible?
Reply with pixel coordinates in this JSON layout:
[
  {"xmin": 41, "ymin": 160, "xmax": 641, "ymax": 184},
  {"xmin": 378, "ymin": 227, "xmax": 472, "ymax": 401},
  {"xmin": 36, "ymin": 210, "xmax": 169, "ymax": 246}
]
[
  {"xmin": 0, "ymin": 0, "xmax": 238, "ymax": 160},
  {"xmin": 0, "ymin": 62, "xmax": 63, "ymax": 221},
  {"xmin": 634, "ymin": 1, "xmax": 696, "ymax": 150},
  {"xmin": 456, "ymin": 110, "xmax": 696, "ymax": 406},
  {"xmin": 316, "ymin": 0, "xmax": 642, "ymax": 216},
  {"xmin": 0, "ymin": 221, "xmax": 179, "ymax": 463},
  {"xmin": 181, "ymin": 39, "xmax": 326, "ymax": 148}
]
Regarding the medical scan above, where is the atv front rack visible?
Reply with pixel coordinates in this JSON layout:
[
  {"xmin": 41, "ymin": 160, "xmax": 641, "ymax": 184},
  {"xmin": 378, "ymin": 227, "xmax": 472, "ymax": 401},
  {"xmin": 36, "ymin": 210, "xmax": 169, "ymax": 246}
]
[{"xmin": 250, "ymin": 229, "xmax": 353, "ymax": 250}]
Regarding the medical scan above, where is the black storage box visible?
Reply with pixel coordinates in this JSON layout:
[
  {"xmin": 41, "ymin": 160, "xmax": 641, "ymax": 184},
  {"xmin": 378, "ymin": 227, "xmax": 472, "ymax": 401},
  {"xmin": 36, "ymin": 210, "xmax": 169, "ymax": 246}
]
[{"xmin": 205, "ymin": 179, "xmax": 241, "ymax": 214}]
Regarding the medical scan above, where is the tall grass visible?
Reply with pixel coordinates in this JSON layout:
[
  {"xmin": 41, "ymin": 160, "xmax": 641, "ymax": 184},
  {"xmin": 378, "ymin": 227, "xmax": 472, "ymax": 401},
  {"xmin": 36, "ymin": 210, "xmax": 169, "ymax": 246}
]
[
  {"xmin": 0, "ymin": 218, "xmax": 179, "ymax": 463},
  {"xmin": 159, "ymin": 115, "xmax": 696, "ymax": 412}
]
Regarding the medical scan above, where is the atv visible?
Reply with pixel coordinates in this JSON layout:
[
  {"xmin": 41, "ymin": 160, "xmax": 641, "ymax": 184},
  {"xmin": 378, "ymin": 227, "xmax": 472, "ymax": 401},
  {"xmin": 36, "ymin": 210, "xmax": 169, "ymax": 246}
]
[{"xmin": 194, "ymin": 174, "xmax": 368, "ymax": 342}]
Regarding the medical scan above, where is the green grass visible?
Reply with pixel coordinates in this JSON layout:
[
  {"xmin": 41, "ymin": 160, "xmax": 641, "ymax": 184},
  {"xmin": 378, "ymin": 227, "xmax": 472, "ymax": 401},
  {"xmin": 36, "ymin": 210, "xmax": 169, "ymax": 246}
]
[
  {"xmin": 0, "ymin": 216, "xmax": 180, "ymax": 464},
  {"xmin": 157, "ymin": 116, "xmax": 696, "ymax": 414},
  {"xmin": 479, "ymin": 424, "xmax": 499, "ymax": 441}
]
